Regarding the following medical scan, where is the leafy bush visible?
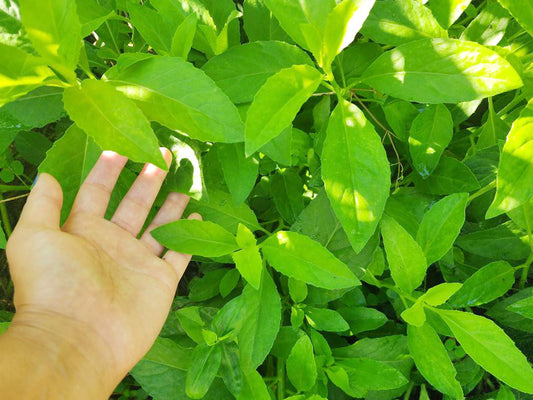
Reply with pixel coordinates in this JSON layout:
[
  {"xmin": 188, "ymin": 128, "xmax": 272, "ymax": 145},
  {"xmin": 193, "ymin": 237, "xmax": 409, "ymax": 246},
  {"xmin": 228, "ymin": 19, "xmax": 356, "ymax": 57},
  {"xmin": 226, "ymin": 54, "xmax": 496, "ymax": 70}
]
[{"xmin": 1, "ymin": 0, "xmax": 533, "ymax": 399}]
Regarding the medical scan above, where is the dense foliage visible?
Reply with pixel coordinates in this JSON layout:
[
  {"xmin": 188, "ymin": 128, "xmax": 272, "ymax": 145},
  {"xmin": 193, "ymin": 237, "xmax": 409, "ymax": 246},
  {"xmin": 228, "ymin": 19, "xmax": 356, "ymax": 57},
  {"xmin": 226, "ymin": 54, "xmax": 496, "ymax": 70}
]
[{"xmin": 1, "ymin": 0, "xmax": 533, "ymax": 399}]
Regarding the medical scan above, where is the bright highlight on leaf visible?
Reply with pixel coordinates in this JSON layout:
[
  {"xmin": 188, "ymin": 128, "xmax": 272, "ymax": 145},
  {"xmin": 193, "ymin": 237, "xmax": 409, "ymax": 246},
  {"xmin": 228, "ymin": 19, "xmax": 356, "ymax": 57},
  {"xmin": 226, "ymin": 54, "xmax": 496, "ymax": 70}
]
[{"xmin": 362, "ymin": 38, "xmax": 523, "ymax": 103}]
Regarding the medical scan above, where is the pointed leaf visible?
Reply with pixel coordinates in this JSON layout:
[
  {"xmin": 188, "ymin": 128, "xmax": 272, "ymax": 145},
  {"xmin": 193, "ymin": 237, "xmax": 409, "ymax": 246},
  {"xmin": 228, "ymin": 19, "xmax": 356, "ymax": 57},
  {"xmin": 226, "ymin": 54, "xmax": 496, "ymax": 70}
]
[
  {"xmin": 244, "ymin": 64, "xmax": 322, "ymax": 155},
  {"xmin": 186, "ymin": 344, "xmax": 223, "ymax": 399},
  {"xmin": 408, "ymin": 323, "xmax": 463, "ymax": 399},
  {"xmin": 487, "ymin": 99, "xmax": 533, "ymax": 218},
  {"xmin": 106, "ymin": 54, "xmax": 244, "ymax": 143},
  {"xmin": 152, "ymin": 220, "xmax": 238, "ymax": 257},
  {"xmin": 381, "ymin": 214, "xmax": 427, "ymax": 293},
  {"xmin": 362, "ymin": 38, "xmax": 523, "ymax": 104},
  {"xmin": 287, "ymin": 334, "xmax": 317, "ymax": 391},
  {"xmin": 19, "ymin": 0, "xmax": 81, "ymax": 81},
  {"xmin": 239, "ymin": 272, "xmax": 281, "ymax": 371},
  {"xmin": 409, "ymin": 104, "xmax": 453, "ymax": 178},
  {"xmin": 322, "ymin": 99, "xmax": 390, "ymax": 253},
  {"xmin": 262, "ymin": 231, "xmax": 359, "ymax": 290},
  {"xmin": 0, "ymin": 43, "xmax": 53, "ymax": 106},
  {"xmin": 448, "ymin": 261, "xmax": 515, "ymax": 307},
  {"xmin": 202, "ymin": 41, "xmax": 312, "ymax": 104},
  {"xmin": 63, "ymin": 79, "xmax": 166, "ymax": 169},
  {"xmin": 438, "ymin": 309, "xmax": 533, "ymax": 394},
  {"xmin": 361, "ymin": 0, "xmax": 447, "ymax": 46},
  {"xmin": 416, "ymin": 193, "xmax": 468, "ymax": 265}
]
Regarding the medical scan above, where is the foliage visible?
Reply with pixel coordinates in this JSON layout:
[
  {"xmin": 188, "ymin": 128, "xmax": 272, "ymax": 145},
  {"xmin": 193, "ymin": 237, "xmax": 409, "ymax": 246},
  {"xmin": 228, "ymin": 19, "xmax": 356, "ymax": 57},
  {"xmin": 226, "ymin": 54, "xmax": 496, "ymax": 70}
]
[{"xmin": 1, "ymin": 0, "xmax": 533, "ymax": 399}]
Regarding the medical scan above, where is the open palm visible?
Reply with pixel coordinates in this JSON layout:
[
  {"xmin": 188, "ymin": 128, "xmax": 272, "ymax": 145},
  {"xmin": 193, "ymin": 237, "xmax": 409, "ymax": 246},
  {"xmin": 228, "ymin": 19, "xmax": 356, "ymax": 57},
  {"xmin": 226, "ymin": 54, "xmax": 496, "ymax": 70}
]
[{"xmin": 6, "ymin": 149, "xmax": 196, "ymax": 386}]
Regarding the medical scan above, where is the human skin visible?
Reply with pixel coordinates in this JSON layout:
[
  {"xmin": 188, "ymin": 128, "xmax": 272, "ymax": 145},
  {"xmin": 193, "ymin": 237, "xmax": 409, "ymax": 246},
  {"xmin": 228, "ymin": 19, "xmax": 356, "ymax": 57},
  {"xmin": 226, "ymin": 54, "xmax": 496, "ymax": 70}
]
[{"xmin": 0, "ymin": 148, "xmax": 197, "ymax": 399}]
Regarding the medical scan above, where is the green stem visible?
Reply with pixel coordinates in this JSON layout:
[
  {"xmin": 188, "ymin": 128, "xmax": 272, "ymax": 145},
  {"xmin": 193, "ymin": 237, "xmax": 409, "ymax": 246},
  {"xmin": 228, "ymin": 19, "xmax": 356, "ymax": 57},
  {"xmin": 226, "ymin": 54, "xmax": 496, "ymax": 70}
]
[
  {"xmin": 403, "ymin": 382, "xmax": 414, "ymax": 400},
  {"xmin": 276, "ymin": 358, "xmax": 285, "ymax": 400},
  {"xmin": 519, "ymin": 206, "xmax": 533, "ymax": 289},
  {"xmin": 0, "ymin": 185, "xmax": 31, "ymax": 192},
  {"xmin": 497, "ymin": 92, "xmax": 526, "ymax": 117},
  {"xmin": 467, "ymin": 180, "xmax": 496, "ymax": 205},
  {"xmin": 0, "ymin": 193, "xmax": 12, "ymax": 237}
]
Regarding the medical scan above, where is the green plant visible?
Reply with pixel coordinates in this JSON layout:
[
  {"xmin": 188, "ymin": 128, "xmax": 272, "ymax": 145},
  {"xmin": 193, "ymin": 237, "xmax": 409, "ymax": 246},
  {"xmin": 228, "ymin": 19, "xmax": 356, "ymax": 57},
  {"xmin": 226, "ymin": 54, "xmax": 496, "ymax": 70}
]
[{"xmin": 1, "ymin": 0, "xmax": 533, "ymax": 399}]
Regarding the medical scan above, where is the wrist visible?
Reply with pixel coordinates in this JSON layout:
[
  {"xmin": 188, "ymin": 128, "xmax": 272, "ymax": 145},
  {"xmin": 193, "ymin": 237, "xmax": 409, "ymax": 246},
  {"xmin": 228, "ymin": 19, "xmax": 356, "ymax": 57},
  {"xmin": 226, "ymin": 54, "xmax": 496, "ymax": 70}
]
[{"xmin": 0, "ymin": 309, "xmax": 121, "ymax": 399}]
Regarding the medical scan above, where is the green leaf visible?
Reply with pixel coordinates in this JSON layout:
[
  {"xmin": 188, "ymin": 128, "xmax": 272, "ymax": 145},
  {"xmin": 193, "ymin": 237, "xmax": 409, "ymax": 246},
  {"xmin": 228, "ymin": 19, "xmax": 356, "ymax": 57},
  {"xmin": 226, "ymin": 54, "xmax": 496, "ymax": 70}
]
[
  {"xmin": 497, "ymin": 0, "xmax": 533, "ymax": 37},
  {"xmin": 448, "ymin": 261, "xmax": 515, "ymax": 307},
  {"xmin": 126, "ymin": 2, "xmax": 175, "ymax": 55},
  {"xmin": 186, "ymin": 344, "xmax": 223, "ymax": 399},
  {"xmin": 19, "ymin": 0, "xmax": 81, "ymax": 82},
  {"xmin": 263, "ymin": 0, "xmax": 336, "ymax": 58},
  {"xmin": 429, "ymin": 0, "xmax": 472, "ymax": 28},
  {"xmin": 414, "ymin": 156, "xmax": 480, "ymax": 195},
  {"xmin": 401, "ymin": 301, "xmax": 426, "ymax": 327},
  {"xmin": 38, "ymin": 125, "xmax": 101, "ymax": 223},
  {"xmin": 460, "ymin": 1, "xmax": 510, "ymax": 46},
  {"xmin": 497, "ymin": 386, "xmax": 516, "ymax": 400},
  {"xmin": 507, "ymin": 297, "xmax": 533, "ymax": 320},
  {"xmin": 361, "ymin": 0, "xmax": 447, "ymax": 46},
  {"xmin": 219, "ymin": 342, "xmax": 243, "ymax": 397},
  {"xmin": 456, "ymin": 224, "xmax": 530, "ymax": 260},
  {"xmin": 334, "ymin": 358, "xmax": 409, "ymax": 394},
  {"xmin": 62, "ymin": 79, "xmax": 166, "ymax": 169},
  {"xmin": 262, "ymin": 231, "xmax": 359, "ymax": 290},
  {"xmin": 239, "ymin": 271, "xmax": 281, "ymax": 372},
  {"xmin": 409, "ymin": 104, "xmax": 453, "ymax": 178},
  {"xmin": 438, "ymin": 309, "xmax": 533, "ymax": 394},
  {"xmin": 106, "ymin": 54, "xmax": 244, "ymax": 143},
  {"xmin": 305, "ymin": 307, "xmax": 349, "ymax": 332},
  {"xmin": 322, "ymin": 0, "xmax": 375, "ymax": 72},
  {"xmin": 202, "ymin": 41, "xmax": 312, "ymax": 104},
  {"xmin": 271, "ymin": 169, "xmax": 304, "ymax": 225},
  {"xmin": 131, "ymin": 338, "xmax": 232, "ymax": 400},
  {"xmin": 232, "ymin": 225, "xmax": 263, "ymax": 290},
  {"xmin": 187, "ymin": 190, "xmax": 262, "ymax": 234},
  {"xmin": 0, "ymin": 43, "xmax": 53, "ymax": 106},
  {"xmin": 287, "ymin": 334, "xmax": 317, "ymax": 391},
  {"xmin": 322, "ymin": 99, "xmax": 391, "ymax": 253},
  {"xmin": 477, "ymin": 100, "xmax": 510, "ymax": 149},
  {"xmin": 242, "ymin": 0, "xmax": 291, "ymax": 42},
  {"xmin": 244, "ymin": 64, "xmax": 322, "ymax": 156},
  {"xmin": 362, "ymin": 38, "xmax": 523, "ymax": 104},
  {"xmin": 75, "ymin": 0, "xmax": 114, "ymax": 37},
  {"xmin": 152, "ymin": 220, "xmax": 238, "ymax": 258},
  {"xmin": 288, "ymin": 278, "xmax": 308, "ymax": 304},
  {"xmin": 337, "ymin": 306, "xmax": 388, "ymax": 334},
  {"xmin": 237, "ymin": 370, "xmax": 271, "ymax": 400},
  {"xmin": 420, "ymin": 283, "xmax": 463, "ymax": 306},
  {"xmin": 381, "ymin": 98, "xmax": 419, "ymax": 142},
  {"xmin": 407, "ymin": 323, "xmax": 463, "ymax": 399},
  {"xmin": 216, "ymin": 143, "xmax": 258, "ymax": 204},
  {"xmin": 171, "ymin": 13, "xmax": 197, "ymax": 59},
  {"xmin": 0, "ymin": 86, "xmax": 64, "ymax": 130},
  {"xmin": 487, "ymin": 99, "xmax": 533, "ymax": 218},
  {"xmin": 381, "ymin": 214, "xmax": 427, "ymax": 293},
  {"xmin": 219, "ymin": 269, "xmax": 240, "ymax": 298},
  {"xmin": 416, "ymin": 193, "xmax": 468, "ymax": 265}
]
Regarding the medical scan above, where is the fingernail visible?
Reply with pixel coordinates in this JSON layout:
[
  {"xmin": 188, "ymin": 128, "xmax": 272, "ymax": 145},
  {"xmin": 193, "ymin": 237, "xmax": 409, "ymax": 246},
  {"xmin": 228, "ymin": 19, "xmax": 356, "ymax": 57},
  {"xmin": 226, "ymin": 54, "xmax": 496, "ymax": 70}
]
[{"xmin": 32, "ymin": 174, "xmax": 39, "ymax": 188}]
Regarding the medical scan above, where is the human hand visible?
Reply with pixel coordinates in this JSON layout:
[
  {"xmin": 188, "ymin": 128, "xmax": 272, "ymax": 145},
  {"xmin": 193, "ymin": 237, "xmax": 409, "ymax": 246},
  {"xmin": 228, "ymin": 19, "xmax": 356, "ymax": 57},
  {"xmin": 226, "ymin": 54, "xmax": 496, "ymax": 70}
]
[{"xmin": 3, "ymin": 149, "xmax": 196, "ymax": 398}]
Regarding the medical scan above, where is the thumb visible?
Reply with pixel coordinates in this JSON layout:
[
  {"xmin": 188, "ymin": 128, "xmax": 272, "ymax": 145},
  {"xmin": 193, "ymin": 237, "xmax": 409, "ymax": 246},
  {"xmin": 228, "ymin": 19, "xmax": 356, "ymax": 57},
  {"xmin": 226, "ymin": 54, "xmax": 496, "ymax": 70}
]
[{"xmin": 17, "ymin": 173, "xmax": 63, "ymax": 230}]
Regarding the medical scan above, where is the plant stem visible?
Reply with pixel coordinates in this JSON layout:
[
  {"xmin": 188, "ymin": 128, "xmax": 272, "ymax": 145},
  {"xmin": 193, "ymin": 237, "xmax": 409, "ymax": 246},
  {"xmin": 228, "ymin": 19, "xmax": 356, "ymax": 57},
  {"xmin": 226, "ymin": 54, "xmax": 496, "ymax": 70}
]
[
  {"xmin": 0, "ymin": 193, "xmax": 12, "ymax": 237},
  {"xmin": 403, "ymin": 382, "xmax": 414, "ymax": 400},
  {"xmin": 0, "ymin": 185, "xmax": 31, "ymax": 192},
  {"xmin": 467, "ymin": 180, "xmax": 496, "ymax": 205},
  {"xmin": 276, "ymin": 358, "xmax": 285, "ymax": 400},
  {"xmin": 519, "ymin": 206, "xmax": 533, "ymax": 289},
  {"xmin": 497, "ymin": 92, "xmax": 526, "ymax": 117}
]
